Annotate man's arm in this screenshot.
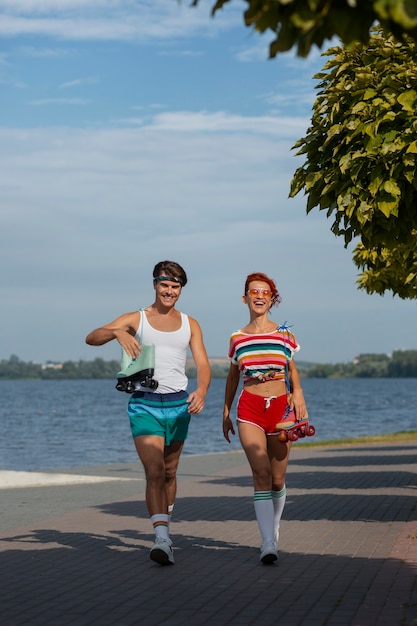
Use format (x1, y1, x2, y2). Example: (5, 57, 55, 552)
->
(85, 311, 141, 358)
(187, 317, 211, 414)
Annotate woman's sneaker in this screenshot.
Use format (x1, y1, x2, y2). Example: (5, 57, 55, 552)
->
(260, 541, 278, 564)
(150, 537, 174, 565)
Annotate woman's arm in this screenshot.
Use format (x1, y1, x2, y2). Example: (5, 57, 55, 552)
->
(288, 359, 307, 419)
(222, 362, 240, 442)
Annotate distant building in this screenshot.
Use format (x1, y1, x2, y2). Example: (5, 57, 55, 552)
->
(41, 361, 63, 370)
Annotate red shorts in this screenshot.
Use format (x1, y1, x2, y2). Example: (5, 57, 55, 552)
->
(237, 389, 289, 435)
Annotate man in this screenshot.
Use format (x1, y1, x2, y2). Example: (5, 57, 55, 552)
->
(85, 261, 211, 565)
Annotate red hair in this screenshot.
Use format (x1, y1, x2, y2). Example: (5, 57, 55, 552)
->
(244, 272, 281, 307)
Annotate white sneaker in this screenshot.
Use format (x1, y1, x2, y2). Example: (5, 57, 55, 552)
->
(274, 529, 280, 547)
(150, 537, 174, 565)
(260, 541, 278, 564)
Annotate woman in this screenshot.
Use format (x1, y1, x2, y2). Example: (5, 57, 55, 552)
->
(222, 272, 307, 564)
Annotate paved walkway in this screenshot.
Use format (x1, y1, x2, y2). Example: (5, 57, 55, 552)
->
(0, 443, 416, 626)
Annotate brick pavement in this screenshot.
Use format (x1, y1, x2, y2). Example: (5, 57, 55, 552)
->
(0, 443, 416, 626)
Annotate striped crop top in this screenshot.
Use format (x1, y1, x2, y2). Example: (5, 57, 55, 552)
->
(228, 324, 300, 384)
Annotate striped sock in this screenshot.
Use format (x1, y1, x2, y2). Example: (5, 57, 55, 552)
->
(253, 491, 274, 546)
(272, 485, 286, 544)
(151, 514, 170, 541)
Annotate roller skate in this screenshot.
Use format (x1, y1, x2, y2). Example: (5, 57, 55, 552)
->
(115, 348, 158, 393)
(275, 403, 315, 443)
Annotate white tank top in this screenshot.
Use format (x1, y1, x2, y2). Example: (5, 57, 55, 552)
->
(135, 310, 191, 393)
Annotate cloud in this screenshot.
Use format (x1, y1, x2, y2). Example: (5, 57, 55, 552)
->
(1, 5, 416, 365)
(0, 109, 317, 357)
(157, 49, 204, 58)
(17, 45, 75, 57)
(0, 0, 239, 41)
(261, 89, 316, 115)
(59, 76, 98, 88)
(233, 37, 274, 63)
(0, 110, 305, 224)
(1, 109, 416, 364)
(142, 110, 310, 138)
(28, 97, 91, 105)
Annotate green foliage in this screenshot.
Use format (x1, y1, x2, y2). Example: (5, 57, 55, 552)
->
(290, 29, 417, 298)
(303, 363, 339, 378)
(2, 353, 417, 379)
(306, 351, 417, 378)
(193, 0, 417, 58)
(186, 361, 230, 378)
(353, 236, 417, 297)
(0, 355, 37, 379)
(0, 356, 226, 380)
(388, 349, 417, 376)
(0, 356, 121, 380)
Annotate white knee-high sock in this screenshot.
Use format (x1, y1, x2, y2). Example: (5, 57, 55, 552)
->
(151, 514, 170, 541)
(272, 485, 286, 544)
(167, 504, 174, 531)
(253, 491, 274, 546)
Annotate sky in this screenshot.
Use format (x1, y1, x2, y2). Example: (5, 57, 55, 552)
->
(1, 0, 416, 366)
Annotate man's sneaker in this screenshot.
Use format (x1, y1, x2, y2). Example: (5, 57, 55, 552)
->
(150, 538, 174, 565)
(260, 541, 278, 564)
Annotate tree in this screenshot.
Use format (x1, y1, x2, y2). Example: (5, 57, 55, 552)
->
(289, 30, 417, 298)
(196, 0, 417, 58)
(353, 237, 417, 297)
(388, 349, 417, 376)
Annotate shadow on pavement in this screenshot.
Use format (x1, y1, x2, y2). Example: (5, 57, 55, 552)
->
(0, 527, 415, 626)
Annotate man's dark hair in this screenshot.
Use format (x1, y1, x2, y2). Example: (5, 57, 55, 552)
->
(153, 261, 188, 287)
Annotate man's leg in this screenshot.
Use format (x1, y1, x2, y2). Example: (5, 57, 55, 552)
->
(164, 439, 184, 514)
(134, 435, 175, 565)
(134, 434, 167, 514)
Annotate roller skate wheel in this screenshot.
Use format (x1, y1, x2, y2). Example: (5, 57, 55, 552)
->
(277, 430, 288, 442)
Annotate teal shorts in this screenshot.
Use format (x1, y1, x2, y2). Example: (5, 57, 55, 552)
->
(127, 390, 191, 445)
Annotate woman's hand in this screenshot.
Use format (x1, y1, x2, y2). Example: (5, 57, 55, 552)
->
(291, 388, 308, 420)
(223, 415, 235, 443)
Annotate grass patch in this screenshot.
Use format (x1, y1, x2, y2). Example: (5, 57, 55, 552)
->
(296, 430, 417, 447)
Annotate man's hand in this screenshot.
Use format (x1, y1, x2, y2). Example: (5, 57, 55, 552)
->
(187, 389, 206, 414)
(114, 329, 141, 358)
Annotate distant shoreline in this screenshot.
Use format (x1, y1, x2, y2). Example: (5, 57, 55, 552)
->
(1, 354, 417, 379)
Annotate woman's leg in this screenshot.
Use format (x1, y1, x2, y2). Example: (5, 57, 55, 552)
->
(238, 422, 276, 558)
(268, 436, 291, 546)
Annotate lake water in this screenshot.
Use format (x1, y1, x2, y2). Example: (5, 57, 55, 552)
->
(0, 378, 416, 471)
